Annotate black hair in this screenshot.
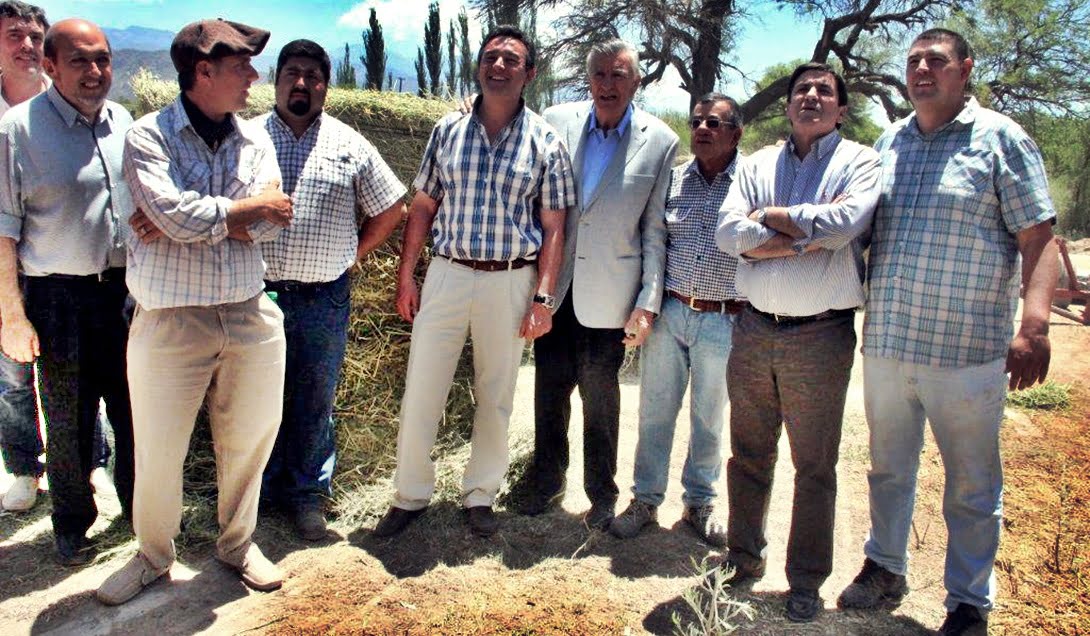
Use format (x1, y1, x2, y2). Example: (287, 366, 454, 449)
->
(787, 62, 848, 107)
(477, 24, 535, 71)
(276, 39, 331, 84)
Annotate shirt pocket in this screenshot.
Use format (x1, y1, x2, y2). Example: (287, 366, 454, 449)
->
(665, 206, 693, 224)
(180, 161, 211, 192)
(939, 149, 993, 195)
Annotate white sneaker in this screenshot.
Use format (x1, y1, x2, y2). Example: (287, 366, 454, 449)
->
(90, 467, 115, 494)
(2, 475, 40, 511)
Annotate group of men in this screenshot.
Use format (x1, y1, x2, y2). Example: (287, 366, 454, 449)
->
(0, 2, 1057, 632)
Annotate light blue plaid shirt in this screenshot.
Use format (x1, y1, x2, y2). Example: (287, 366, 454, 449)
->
(413, 102, 577, 261)
(864, 98, 1056, 367)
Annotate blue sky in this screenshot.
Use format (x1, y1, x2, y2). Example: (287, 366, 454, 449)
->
(41, 0, 824, 112)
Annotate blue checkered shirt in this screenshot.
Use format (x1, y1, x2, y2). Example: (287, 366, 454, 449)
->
(257, 111, 407, 283)
(717, 130, 880, 315)
(413, 104, 577, 260)
(864, 99, 1056, 367)
(665, 158, 744, 301)
(124, 96, 283, 310)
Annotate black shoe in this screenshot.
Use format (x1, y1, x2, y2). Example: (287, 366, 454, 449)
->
(583, 501, 615, 530)
(786, 587, 823, 623)
(464, 506, 500, 537)
(939, 603, 988, 636)
(513, 482, 565, 516)
(293, 508, 328, 541)
(706, 555, 764, 589)
(56, 534, 95, 567)
(837, 557, 909, 609)
(373, 506, 426, 538)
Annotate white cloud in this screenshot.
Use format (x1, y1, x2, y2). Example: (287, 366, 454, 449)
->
(338, 1, 480, 46)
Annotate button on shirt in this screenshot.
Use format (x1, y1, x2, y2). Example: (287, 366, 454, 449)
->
(580, 104, 632, 208)
(0, 86, 131, 276)
(864, 98, 1056, 368)
(124, 96, 283, 310)
(257, 111, 407, 283)
(665, 158, 744, 301)
(716, 130, 880, 316)
(414, 104, 577, 261)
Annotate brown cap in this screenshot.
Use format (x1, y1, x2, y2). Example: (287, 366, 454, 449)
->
(170, 19, 270, 74)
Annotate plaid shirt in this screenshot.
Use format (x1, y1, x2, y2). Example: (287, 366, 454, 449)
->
(257, 111, 407, 283)
(664, 158, 744, 301)
(413, 104, 577, 260)
(123, 96, 283, 310)
(717, 130, 880, 315)
(864, 99, 1056, 367)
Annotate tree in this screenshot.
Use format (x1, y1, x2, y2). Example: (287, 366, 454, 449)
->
(361, 7, 387, 91)
(458, 7, 474, 95)
(425, 1, 443, 97)
(335, 43, 357, 89)
(447, 19, 458, 97)
(473, 0, 520, 25)
(387, 72, 395, 92)
(415, 48, 428, 97)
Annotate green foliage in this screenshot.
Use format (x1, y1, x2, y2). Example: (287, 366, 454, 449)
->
(447, 19, 458, 97)
(361, 7, 387, 91)
(458, 8, 474, 96)
(1017, 113, 1090, 237)
(658, 110, 692, 156)
(1007, 381, 1073, 411)
(424, 1, 443, 97)
(671, 557, 756, 635)
(335, 43, 357, 89)
(415, 48, 427, 98)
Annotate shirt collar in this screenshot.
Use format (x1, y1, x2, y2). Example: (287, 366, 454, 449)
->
(270, 108, 323, 138)
(178, 92, 237, 150)
(469, 94, 527, 136)
(588, 102, 634, 136)
(786, 128, 841, 160)
(46, 84, 114, 129)
(908, 96, 980, 136)
(684, 152, 740, 182)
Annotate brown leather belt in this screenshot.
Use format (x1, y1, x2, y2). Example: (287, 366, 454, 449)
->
(667, 290, 749, 314)
(750, 306, 856, 326)
(445, 256, 535, 272)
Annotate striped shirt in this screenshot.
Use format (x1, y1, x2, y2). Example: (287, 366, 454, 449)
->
(864, 98, 1056, 367)
(716, 130, 880, 316)
(665, 157, 744, 301)
(123, 96, 283, 310)
(413, 103, 577, 261)
(257, 111, 407, 283)
(0, 86, 131, 276)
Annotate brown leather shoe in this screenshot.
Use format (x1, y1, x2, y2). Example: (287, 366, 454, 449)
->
(464, 506, 499, 537)
(373, 506, 426, 538)
(96, 552, 170, 605)
(219, 543, 283, 592)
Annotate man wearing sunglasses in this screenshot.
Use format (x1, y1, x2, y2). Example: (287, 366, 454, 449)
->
(609, 93, 746, 546)
(715, 62, 880, 622)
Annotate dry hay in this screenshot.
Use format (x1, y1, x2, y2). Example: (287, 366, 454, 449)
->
(130, 72, 480, 540)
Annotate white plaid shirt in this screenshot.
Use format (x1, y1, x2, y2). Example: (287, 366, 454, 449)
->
(413, 104, 577, 260)
(717, 130, 880, 315)
(864, 99, 1056, 367)
(664, 158, 744, 301)
(257, 111, 407, 283)
(123, 96, 283, 310)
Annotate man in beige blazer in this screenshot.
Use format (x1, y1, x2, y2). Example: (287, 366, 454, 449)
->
(518, 38, 679, 529)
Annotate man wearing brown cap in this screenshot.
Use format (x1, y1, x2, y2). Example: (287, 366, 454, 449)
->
(97, 18, 292, 606)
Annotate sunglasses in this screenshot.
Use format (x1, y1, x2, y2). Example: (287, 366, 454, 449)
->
(690, 117, 736, 130)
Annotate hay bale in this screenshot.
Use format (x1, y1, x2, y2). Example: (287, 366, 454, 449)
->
(132, 72, 479, 531)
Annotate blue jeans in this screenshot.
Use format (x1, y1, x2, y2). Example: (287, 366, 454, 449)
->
(632, 296, 735, 508)
(862, 355, 1006, 614)
(0, 352, 43, 477)
(261, 273, 349, 511)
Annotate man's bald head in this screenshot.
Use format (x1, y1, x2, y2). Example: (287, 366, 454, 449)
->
(43, 18, 108, 60)
(41, 18, 112, 119)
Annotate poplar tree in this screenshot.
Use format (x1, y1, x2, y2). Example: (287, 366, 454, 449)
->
(361, 7, 387, 91)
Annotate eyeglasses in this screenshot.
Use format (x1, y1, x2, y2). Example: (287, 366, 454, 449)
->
(690, 117, 736, 130)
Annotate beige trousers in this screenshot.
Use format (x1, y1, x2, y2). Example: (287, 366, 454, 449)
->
(394, 257, 535, 510)
(127, 293, 285, 570)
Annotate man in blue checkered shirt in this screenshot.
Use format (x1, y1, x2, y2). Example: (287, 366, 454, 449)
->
(255, 40, 406, 542)
(608, 92, 747, 547)
(373, 25, 576, 539)
(838, 29, 1059, 636)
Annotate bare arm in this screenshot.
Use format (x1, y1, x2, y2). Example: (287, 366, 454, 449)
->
(356, 200, 406, 262)
(0, 238, 36, 362)
(1006, 222, 1059, 390)
(395, 191, 441, 322)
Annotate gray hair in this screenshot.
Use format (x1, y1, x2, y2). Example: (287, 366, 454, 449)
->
(585, 39, 640, 80)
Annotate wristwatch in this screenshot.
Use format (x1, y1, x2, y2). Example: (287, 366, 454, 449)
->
(533, 293, 557, 310)
(754, 207, 768, 225)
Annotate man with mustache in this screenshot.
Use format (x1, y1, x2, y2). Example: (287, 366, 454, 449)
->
(715, 62, 880, 622)
(255, 40, 406, 540)
(97, 18, 292, 605)
(0, 17, 135, 565)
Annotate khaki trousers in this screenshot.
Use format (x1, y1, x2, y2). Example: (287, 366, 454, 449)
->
(394, 257, 535, 510)
(127, 293, 285, 569)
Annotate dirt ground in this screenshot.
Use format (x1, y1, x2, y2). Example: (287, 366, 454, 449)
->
(2, 306, 1088, 635)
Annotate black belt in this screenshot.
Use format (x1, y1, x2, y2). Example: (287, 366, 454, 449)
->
(40, 267, 125, 283)
(265, 279, 328, 292)
(750, 306, 855, 326)
(667, 290, 748, 314)
(445, 256, 535, 272)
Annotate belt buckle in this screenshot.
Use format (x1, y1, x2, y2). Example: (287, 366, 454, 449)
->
(688, 296, 699, 311)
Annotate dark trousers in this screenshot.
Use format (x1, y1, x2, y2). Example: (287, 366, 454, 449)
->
(726, 308, 856, 590)
(261, 273, 349, 512)
(532, 294, 626, 506)
(25, 272, 134, 539)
